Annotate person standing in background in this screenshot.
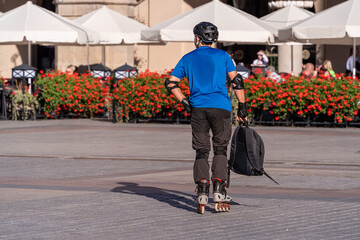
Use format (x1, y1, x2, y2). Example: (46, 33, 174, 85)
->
(346, 47, 360, 77)
(252, 50, 268, 67)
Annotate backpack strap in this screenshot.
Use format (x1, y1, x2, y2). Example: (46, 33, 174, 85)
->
(227, 167, 231, 188)
(263, 170, 280, 185)
(227, 77, 234, 188)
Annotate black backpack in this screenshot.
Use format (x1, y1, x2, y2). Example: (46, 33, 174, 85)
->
(227, 124, 279, 186)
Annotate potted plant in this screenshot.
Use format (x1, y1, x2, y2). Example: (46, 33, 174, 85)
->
(10, 81, 38, 120)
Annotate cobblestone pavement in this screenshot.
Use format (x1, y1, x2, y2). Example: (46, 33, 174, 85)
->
(0, 119, 359, 240)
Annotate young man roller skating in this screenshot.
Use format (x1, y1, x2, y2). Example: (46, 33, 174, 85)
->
(165, 22, 247, 214)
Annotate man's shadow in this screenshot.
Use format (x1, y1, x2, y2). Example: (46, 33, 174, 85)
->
(111, 182, 239, 213)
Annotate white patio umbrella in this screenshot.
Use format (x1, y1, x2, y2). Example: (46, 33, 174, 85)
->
(261, 5, 314, 37)
(141, 0, 275, 44)
(75, 6, 148, 44)
(0, 1, 99, 65)
(278, 0, 360, 77)
(75, 6, 149, 65)
(261, 5, 314, 73)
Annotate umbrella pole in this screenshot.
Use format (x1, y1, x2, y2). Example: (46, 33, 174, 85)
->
(291, 45, 294, 72)
(28, 41, 31, 66)
(87, 42, 90, 72)
(102, 45, 106, 66)
(353, 38, 356, 79)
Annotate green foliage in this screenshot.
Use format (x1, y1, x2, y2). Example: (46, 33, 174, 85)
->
(32, 70, 360, 124)
(243, 74, 360, 123)
(111, 70, 190, 121)
(11, 89, 39, 120)
(36, 71, 110, 118)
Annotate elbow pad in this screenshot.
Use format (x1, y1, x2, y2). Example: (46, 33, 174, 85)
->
(165, 78, 180, 94)
(231, 74, 244, 90)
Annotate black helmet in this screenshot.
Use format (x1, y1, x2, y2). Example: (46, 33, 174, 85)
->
(193, 22, 218, 44)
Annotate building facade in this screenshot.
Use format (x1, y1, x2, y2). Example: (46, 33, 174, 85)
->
(0, 0, 348, 78)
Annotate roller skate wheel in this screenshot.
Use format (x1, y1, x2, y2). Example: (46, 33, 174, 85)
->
(224, 203, 230, 212)
(215, 203, 230, 212)
(215, 203, 220, 212)
(197, 204, 205, 214)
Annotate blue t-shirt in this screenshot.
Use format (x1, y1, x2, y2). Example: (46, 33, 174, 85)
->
(171, 46, 235, 112)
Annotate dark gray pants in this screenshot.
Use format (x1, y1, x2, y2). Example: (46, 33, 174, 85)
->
(191, 108, 232, 183)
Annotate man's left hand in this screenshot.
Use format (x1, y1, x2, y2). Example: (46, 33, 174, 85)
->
(237, 102, 248, 123)
(181, 98, 191, 113)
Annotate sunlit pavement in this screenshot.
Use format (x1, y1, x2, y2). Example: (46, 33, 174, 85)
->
(0, 119, 359, 239)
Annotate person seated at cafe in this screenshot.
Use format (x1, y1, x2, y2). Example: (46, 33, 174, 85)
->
(266, 66, 282, 83)
(301, 63, 316, 79)
(226, 49, 236, 67)
(251, 50, 268, 67)
(66, 64, 78, 75)
(322, 60, 336, 78)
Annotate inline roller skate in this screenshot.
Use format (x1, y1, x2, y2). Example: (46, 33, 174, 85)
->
(195, 179, 209, 214)
(213, 178, 231, 212)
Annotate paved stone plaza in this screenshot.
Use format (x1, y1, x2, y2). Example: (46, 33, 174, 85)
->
(0, 119, 359, 239)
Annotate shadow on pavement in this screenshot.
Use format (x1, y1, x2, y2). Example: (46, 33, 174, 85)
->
(111, 182, 240, 213)
(111, 182, 196, 213)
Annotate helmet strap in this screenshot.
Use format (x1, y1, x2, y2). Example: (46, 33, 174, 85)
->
(194, 36, 201, 48)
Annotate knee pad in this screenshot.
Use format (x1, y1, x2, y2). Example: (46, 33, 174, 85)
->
(214, 147, 227, 157)
(196, 149, 209, 160)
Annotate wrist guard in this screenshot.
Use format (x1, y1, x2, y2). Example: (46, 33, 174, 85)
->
(181, 98, 191, 113)
(231, 74, 244, 90)
(237, 102, 247, 118)
(165, 78, 180, 94)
